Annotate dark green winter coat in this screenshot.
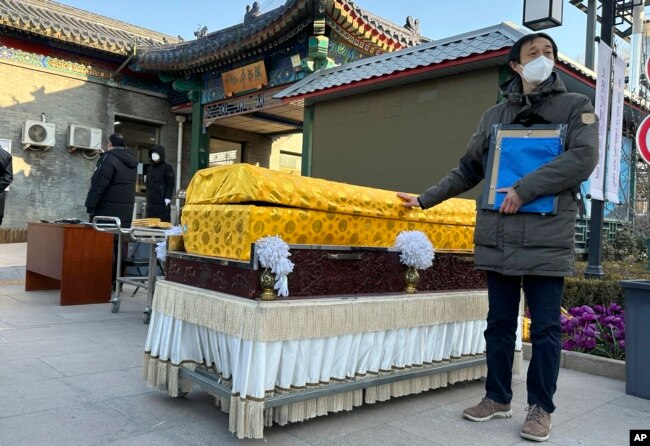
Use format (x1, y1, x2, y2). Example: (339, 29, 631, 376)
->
(418, 73, 598, 277)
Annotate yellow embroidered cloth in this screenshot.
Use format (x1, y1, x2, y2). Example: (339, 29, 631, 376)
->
(182, 164, 476, 260)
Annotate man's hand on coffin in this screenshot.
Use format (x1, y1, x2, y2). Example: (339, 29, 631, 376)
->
(396, 193, 420, 208)
(495, 187, 523, 214)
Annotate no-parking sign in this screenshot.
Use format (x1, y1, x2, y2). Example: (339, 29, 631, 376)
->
(636, 115, 650, 164)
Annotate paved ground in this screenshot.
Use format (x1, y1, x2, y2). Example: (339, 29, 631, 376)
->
(0, 242, 649, 445)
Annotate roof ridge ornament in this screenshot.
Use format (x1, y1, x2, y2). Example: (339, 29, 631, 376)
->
(404, 16, 420, 36)
(245, 2, 262, 24)
(194, 25, 208, 39)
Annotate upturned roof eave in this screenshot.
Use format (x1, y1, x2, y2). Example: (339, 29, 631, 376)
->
(131, 0, 424, 73)
(0, 0, 177, 56)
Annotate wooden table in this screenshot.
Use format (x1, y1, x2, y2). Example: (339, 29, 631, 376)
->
(25, 222, 114, 305)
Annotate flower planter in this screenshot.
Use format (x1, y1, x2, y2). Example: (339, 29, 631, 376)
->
(521, 342, 625, 381)
(619, 280, 650, 399)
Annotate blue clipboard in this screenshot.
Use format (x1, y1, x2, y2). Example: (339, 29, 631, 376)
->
(481, 124, 567, 214)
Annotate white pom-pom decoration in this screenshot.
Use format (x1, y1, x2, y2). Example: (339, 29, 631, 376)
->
(256, 235, 294, 297)
(394, 230, 435, 270)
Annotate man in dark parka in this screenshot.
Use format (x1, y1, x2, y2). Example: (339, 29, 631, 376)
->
(0, 145, 13, 227)
(85, 133, 138, 227)
(145, 144, 175, 223)
(397, 33, 598, 442)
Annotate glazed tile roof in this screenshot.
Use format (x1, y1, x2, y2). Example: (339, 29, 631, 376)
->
(275, 21, 648, 108)
(134, 0, 309, 72)
(0, 0, 177, 55)
(132, 0, 424, 73)
(275, 22, 523, 100)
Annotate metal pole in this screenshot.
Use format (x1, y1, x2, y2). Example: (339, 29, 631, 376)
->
(584, 0, 597, 70)
(629, 4, 645, 94)
(585, 0, 614, 278)
(175, 115, 186, 224)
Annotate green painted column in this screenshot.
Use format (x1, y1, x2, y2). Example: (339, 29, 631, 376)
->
(301, 105, 314, 177)
(189, 91, 208, 176)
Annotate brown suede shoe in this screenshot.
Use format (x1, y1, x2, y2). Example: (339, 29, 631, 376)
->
(520, 404, 552, 442)
(463, 397, 513, 422)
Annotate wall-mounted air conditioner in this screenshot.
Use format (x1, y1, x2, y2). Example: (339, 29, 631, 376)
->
(22, 120, 56, 150)
(68, 124, 103, 151)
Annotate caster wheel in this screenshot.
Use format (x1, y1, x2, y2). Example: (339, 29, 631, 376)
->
(143, 311, 151, 324)
(111, 299, 120, 313)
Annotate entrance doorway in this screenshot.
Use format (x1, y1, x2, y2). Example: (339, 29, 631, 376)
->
(209, 138, 242, 166)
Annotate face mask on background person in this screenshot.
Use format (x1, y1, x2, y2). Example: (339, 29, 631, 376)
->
(520, 56, 554, 85)
(151, 152, 161, 162)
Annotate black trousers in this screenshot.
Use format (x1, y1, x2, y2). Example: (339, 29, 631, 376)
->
(484, 271, 564, 413)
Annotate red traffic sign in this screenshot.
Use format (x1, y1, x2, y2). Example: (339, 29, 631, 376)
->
(637, 115, 650, 165)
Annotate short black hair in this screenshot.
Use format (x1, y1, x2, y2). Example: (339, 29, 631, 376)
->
(109, 133, 126, 148)
(508, 32, 558, 65)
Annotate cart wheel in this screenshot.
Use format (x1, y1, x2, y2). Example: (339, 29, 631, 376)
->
(143, 310, 151, 324)
(176, 391, 188, 398)
(111, 299, 120, 313)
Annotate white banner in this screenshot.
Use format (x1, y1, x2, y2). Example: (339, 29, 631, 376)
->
(589, 41, 612, 201)
(605, 55, 625, 204)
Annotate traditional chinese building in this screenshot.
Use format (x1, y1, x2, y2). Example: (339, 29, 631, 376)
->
(273, 21, 648, 251)
(0, 0, 182, 239)
(130, 0, 425, 177)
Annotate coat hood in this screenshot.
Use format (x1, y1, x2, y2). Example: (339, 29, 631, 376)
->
(108, 147, 138, 168)
(150, 144, 166, 162)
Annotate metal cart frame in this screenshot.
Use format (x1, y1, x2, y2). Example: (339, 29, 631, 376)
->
(92, 216, 167, 324)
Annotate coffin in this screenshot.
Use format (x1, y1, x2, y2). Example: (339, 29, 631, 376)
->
(180, 164, 476, 262)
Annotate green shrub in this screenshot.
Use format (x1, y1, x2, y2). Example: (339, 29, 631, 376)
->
(601, 220, 650, 262)
(562, 277, 623, 310)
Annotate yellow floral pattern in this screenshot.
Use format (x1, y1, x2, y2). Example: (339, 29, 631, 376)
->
(182, 164, 477, 261)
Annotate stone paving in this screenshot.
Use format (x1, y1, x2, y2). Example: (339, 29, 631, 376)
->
(0, 242, 648, 445)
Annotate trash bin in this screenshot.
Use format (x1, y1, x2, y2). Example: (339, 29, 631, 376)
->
(619, 280, 650, 399)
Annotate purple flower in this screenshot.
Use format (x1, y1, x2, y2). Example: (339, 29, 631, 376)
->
(581, 312, 598, 322)
(582, 338, 596, 350)
(560, 304, 626, 359)
(562, 340, 576, 350)
(609, 303, 622, 312)
(581, 305, 595, 314)
(583, 326, 597, 338)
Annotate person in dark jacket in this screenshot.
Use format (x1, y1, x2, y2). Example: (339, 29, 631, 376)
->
(0, 145, 13, 227)
(85, 133, 138, 227)
(145, 144, 175, 222)
(397, 33, 598, 442)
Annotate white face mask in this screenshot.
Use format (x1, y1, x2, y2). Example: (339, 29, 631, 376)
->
(520, 56, 554, 85)
(151, 152, 161, 162)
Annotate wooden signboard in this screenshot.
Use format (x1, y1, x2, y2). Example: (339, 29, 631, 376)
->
(221, 61, 268, 97)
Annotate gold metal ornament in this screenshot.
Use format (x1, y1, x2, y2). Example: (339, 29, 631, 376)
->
(404, 266, 420, 293)
(259, 268, 277, 300)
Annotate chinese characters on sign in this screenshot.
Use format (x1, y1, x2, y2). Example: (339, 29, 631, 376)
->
(209, 150, 239, 166)
(221, 61, 268, 97)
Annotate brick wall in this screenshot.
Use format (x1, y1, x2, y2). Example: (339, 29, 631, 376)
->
(0, 61, 180, 229)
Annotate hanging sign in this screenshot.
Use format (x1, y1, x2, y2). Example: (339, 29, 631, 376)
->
(221, 61, 268, 97)
(589, 40, 613, 201)
(605, 55, 625, 204)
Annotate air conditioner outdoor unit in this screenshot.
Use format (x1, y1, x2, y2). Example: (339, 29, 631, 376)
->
(68, 124, 103, 151)
(22, 120, 56, 150)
